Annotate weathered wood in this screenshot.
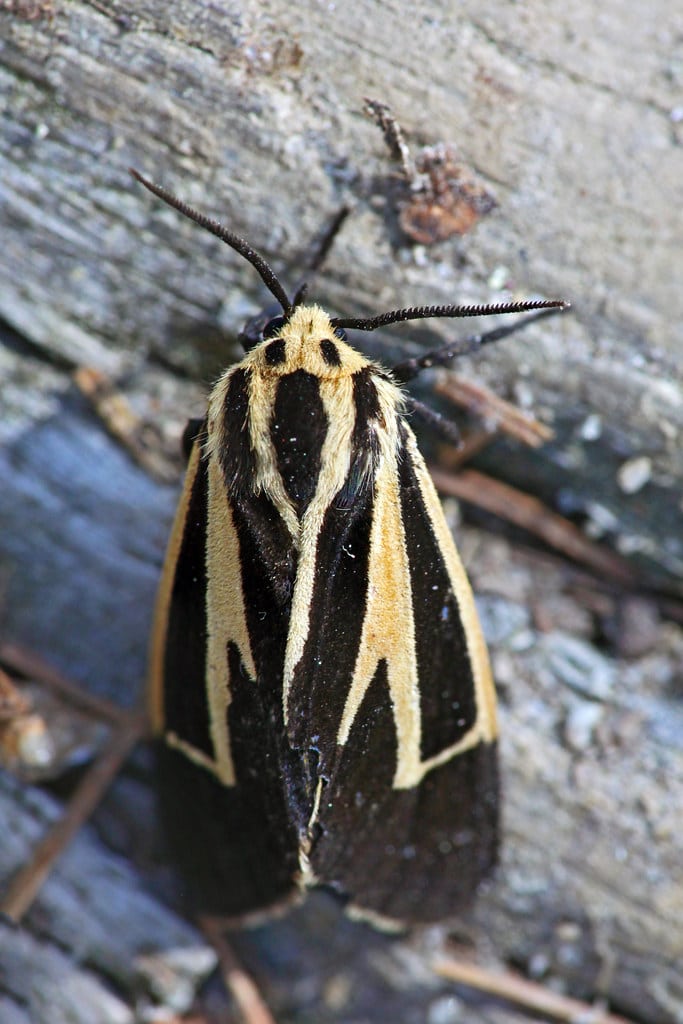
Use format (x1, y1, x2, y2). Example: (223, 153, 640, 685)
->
(0, 770, 217, 1023)
(1, 3, 682, 1022)
(2, 1, 682, 576)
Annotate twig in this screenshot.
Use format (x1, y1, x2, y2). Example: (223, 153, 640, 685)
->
(440, 429, 498, 469)
(364, 97, 418, 184)
(433, 952, 636, 1024)
(73, 365, 177, 482)
(0, 642, 131, 726)
(435, 373, 554, 448)
(1, 709, 146, 922)
(363, 97, 497, 242)
(200, 916, 277, 1024)
(430, 467, 637, 588)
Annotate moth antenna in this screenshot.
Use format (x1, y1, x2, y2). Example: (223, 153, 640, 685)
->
(331, 298, 569, 332)
(290, 205, 351, 310)
(130, 168, 292, 315)
(391, 306, 567, 384)
(303, 205, 351, 278)
(291, 281, 309, 307)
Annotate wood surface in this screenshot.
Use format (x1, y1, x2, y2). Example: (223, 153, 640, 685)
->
(1, 2, 681, 1022)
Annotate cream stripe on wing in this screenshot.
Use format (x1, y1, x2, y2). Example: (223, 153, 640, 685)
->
(337, 449, 424, 788)
(281, 375, 357, 720)
(204, 454, 258, 786)
(338, 427, 497, 790)
(248, 371, 299, 542)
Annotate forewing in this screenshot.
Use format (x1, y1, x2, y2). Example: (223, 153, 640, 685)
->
(297, 423, 499, 923)
(149, 430, 304, 917)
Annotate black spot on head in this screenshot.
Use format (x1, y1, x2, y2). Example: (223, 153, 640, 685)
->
(319, 338, 341, 367)
(265, 338, 286, 365)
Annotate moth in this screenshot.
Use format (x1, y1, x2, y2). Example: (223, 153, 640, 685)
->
(134, 169, 566, 926)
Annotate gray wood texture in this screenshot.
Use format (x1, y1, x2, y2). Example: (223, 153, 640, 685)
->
(1, 2, 681, 1022)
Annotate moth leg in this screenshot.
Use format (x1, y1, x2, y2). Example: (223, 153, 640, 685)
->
(404, 396, 462, 447)
(391, 306, 565, 384)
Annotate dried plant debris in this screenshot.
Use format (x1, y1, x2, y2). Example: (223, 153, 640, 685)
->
(435, 373, 554, 448)
(0, 667, 55, 776)
(0, 0, 54, 19)
(365, 98, 497, 244)
(0, 660, 108, 782)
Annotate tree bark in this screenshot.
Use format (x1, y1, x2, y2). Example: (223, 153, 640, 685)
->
(1, 3, 681, 1022)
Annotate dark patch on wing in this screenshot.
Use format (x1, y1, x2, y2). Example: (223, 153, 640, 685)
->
(181, 417, 206, 461)
(229, 489, 297, 628)
(158, 473, 311, 915)
(309, 663, 499, 923)
(162, 446, 212, 758)
(334, 368, 384, 509)
(155, 641, 301, 916)
(218, 368, 256, 495)
(285, 482, 375, 765)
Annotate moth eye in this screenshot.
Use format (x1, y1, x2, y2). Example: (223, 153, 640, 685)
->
(265, 337, 286, 365)
(263, 315, 285, 339)
(333, 326, 347, 341)
(319, 338, 342, 366)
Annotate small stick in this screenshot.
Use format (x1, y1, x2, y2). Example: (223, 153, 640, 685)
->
(435, 374, 554, 448)
(433, 953, 636, 1024)
(430, 467, 637, 588)
(200, 916, 277, 1024)
(1, 710, 146, 922)
(364, 97, 419, 185)
(73, 367, 177, 483)
(439, 429, 498, 469)
(0, 643, 131, 726)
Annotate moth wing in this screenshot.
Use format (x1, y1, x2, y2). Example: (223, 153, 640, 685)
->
(287, 423, 499, 924)
(149, 434, 303, 917)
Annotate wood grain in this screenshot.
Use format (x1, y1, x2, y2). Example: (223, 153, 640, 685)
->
(1, 3, 681, 1022)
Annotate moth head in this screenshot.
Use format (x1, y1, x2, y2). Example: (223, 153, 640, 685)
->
(244, 305, 367, 379)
